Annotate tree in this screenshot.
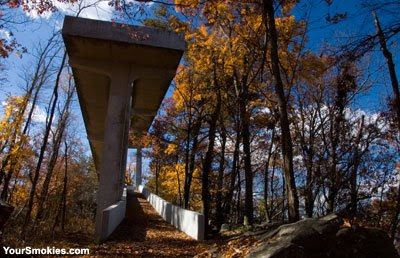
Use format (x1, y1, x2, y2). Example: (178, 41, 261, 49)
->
(34, 73, 75, 226)
(0, 96, 32, 197)
(22, 50, 66, 237)
(262, 0, 300, 222)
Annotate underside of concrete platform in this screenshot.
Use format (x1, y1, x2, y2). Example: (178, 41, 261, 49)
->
(62, 16, 185, 169)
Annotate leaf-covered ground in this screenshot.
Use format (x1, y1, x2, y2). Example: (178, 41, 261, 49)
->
(91, 192, 218, 257)
(3, 192, 228, 257)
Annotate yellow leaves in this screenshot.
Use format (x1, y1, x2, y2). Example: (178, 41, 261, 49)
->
(275, 15, 297, 36)
(172, 65, 198, 111)
(157, 163, 201, 210)
(0, 96, 29, 149)
(0, 95, 33, 205)
(158, 163, 183, 204)
(165, 143, 178, 155)
(11, 184, 29, 206)
(202, 1, 233, 24)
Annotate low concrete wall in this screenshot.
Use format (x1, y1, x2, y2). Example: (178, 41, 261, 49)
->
(99, 188, 127, 242)
(138, 185, 150, 198)
(127, 185, 135, 192)
(138, 185, 204, 240)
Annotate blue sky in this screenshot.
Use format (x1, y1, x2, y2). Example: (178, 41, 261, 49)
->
(0, 1, 156, 179)
(294, 0, 400, 111)
(4, 0, 398, 110)
(1, 0, 399, 179)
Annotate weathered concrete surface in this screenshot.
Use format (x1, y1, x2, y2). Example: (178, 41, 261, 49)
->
(101, 200, 127, 242)
(62, 16, 185, 169)
(62, 16, 184, 243)
(138, 185, 205, 241)
(99, 187, 128, 243)
(94, 64, 133, 243)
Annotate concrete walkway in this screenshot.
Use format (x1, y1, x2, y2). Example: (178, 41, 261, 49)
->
(92, 192, 210, 257)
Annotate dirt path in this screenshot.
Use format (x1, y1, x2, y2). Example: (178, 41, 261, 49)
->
(91, 192, 213, 257)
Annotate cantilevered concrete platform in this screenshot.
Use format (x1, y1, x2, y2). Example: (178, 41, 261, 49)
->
(62, 16, 184, 242)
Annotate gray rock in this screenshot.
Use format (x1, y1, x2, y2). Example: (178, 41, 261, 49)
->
(247, 214, 400, 258)
(332, 226, 399, 258)
(248, 214, 342, 258)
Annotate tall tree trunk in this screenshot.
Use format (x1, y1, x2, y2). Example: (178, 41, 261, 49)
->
(34, 84, 73, 225)
(1, 36, 59, 198)
(373, 13, 400, 130)
(175, 155, 183, 207)
(302, 113, 316, 218)
(263, 0, 299, 222)
(216, 121, 227, 229)
(202, 82, 222, 237)
(350, 116, 364, 215)
(238, 78, 254, 225)
(264, 129, 275, 222)
(155, 160, 159, 195)
(52, 142, 69, 233)
(223, 130, 241, 218)
(304, 160, 314, 218)
(236, 168, 242, 224)
(270, 152, 277, 218)
(282, 171, 286, 222)
(183, 115, 192, 209)
(373, 12, 400, 239)
(61, 143, 68, 231)
(22, 51, 67, 237)
(304, 135, 316, 217)
(184, 119, 201, 209)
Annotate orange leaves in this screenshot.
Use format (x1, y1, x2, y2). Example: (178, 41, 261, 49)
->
(198, 25, 208, 38)
(174, 0, 201, 15)
(164, 143, 178, 155)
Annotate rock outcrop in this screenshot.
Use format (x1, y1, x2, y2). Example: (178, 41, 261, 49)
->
(248, 214, 399, 258)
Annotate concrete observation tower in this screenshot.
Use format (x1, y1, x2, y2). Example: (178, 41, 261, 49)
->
(62, 16, 185, 242)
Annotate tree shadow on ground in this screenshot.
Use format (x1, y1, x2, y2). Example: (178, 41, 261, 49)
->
(107, 192, 147, 242)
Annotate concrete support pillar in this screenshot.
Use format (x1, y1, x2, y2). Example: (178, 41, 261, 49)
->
(136, 147, 142, 187)
(95, 64, 134, 243)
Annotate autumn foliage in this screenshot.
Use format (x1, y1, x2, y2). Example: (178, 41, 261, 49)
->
(0, 0, 399, 255)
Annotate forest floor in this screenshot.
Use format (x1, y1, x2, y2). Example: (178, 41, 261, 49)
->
(2, 192, 230, 257)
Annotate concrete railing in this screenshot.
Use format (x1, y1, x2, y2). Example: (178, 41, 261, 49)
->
(99, 188, 127, 242)
(138, 185, 204, 240)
